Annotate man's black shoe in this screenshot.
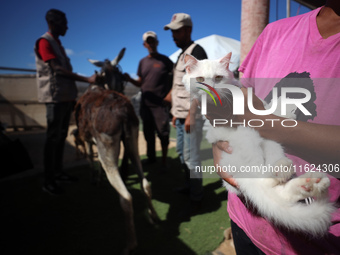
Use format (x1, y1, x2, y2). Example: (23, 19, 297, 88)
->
(42, 183, 64, 195)
(55, 172, 79, 183)
(142, 158, 157, 165)
(173, 186, 190, 195)
(178, 200, 202, 221)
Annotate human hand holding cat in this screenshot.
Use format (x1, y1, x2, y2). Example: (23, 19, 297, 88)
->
(209, 87, 266, 189)
(212, 141, 238, 188)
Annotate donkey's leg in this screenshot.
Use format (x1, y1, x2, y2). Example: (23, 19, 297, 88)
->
(125, 126, 159, 223)
(84, 141, 102, 184)
(85, 141, 94, 166)
(95, 133, 137, 253)
(85, 141, 97, 184)
(119, 143, 130, 183)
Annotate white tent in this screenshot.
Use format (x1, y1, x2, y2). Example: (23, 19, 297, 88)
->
(169, 34, 241, 72)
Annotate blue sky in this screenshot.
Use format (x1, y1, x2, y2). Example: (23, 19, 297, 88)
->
(0, 0, 312, 77)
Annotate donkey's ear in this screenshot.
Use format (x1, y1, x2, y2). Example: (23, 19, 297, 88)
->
(111, 47, 126, 66)
(88, 59, 105, 67)
(219, 52, 232, 70)
(184, 54, 198, 73)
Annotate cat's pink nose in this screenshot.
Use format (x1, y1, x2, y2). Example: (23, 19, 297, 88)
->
(301, 185, 311, 192)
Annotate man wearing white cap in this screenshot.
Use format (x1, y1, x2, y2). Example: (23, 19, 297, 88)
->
(164, 13, 208, 219)
(124, 31, 173, 168)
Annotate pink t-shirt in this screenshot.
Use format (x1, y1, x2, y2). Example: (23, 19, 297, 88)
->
(233, 7, 340, 254)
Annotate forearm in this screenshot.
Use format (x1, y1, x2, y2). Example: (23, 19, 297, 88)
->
(129, 78, 142, 87)
(255, 116, 340, 164)
(125, 75, 142, 87)
(210, 86, 340, 187)
(237, 87, 340, 164)
(213, 116, 340, 186)
(49, 59, 92, 83)
(57, 68, 90, 82)
(164, 89, 172, 103)
(184, 98, 199, 133)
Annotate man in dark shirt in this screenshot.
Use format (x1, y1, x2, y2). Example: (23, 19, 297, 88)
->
(124, 31, 173, 168)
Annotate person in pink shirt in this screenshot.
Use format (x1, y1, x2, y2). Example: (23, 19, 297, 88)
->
(212, 1, 340, 254)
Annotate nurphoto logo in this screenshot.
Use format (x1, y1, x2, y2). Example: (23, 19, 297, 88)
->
(196, 82, 312, 128)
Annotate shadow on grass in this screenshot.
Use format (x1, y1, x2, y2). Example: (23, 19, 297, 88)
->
(0, 148, 228, 255)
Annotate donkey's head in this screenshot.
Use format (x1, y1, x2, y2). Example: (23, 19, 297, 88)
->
(88, 48, 126, 93)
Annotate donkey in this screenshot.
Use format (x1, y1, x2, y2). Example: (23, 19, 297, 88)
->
(74, 49, 159, 254)
(75, 86, 159, 254)
(87, 47, 129, 181)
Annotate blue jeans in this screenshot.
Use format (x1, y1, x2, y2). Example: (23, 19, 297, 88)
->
(175, 118, 204, 201)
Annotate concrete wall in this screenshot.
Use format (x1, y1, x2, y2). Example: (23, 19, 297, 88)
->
(0, 74, 139, 130)
(0, 74, 43, 130)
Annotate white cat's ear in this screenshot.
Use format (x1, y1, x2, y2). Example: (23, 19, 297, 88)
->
(219, 52, 232, 70)
(184, 54, 198, 73)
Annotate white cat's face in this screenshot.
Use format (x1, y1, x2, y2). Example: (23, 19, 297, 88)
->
(182, 53, 239, 100)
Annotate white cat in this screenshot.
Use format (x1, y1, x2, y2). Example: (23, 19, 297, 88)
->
(182, 52, 335, 237)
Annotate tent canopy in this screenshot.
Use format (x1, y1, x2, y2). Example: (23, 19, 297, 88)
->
(169, 34, 241, 72)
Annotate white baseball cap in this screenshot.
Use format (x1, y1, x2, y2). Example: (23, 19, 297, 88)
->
(142, 31, 157, 42)
(164, 13, 192, 30)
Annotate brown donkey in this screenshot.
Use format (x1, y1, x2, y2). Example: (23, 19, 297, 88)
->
(74, 85, 159, 254)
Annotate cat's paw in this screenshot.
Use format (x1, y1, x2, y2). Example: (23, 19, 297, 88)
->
(272, 157, 294, 182)
(298, 172, 330, 199)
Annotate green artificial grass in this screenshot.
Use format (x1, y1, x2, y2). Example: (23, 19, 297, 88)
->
(0, 126, 230, 255)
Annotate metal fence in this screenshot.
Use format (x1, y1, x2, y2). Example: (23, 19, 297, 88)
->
(0, 67, 140, 131)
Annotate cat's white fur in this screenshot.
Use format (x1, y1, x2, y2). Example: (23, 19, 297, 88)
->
(182, 53, 335, 237)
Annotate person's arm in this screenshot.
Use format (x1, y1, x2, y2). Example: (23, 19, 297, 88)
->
(49, 58, 96, 83)
(210, 88, 340, 186)
(238, 88, 340, 164)
(38, 38, 96, 83)
(124, 59, 144, 88)
(163, 88, 175, 127)
(163, 88, 172, 104)
(163, 58, 174, 105)
(184, 98, 200, 133)
(258, 117, 340, 164)
(123, 73, 142, 88)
